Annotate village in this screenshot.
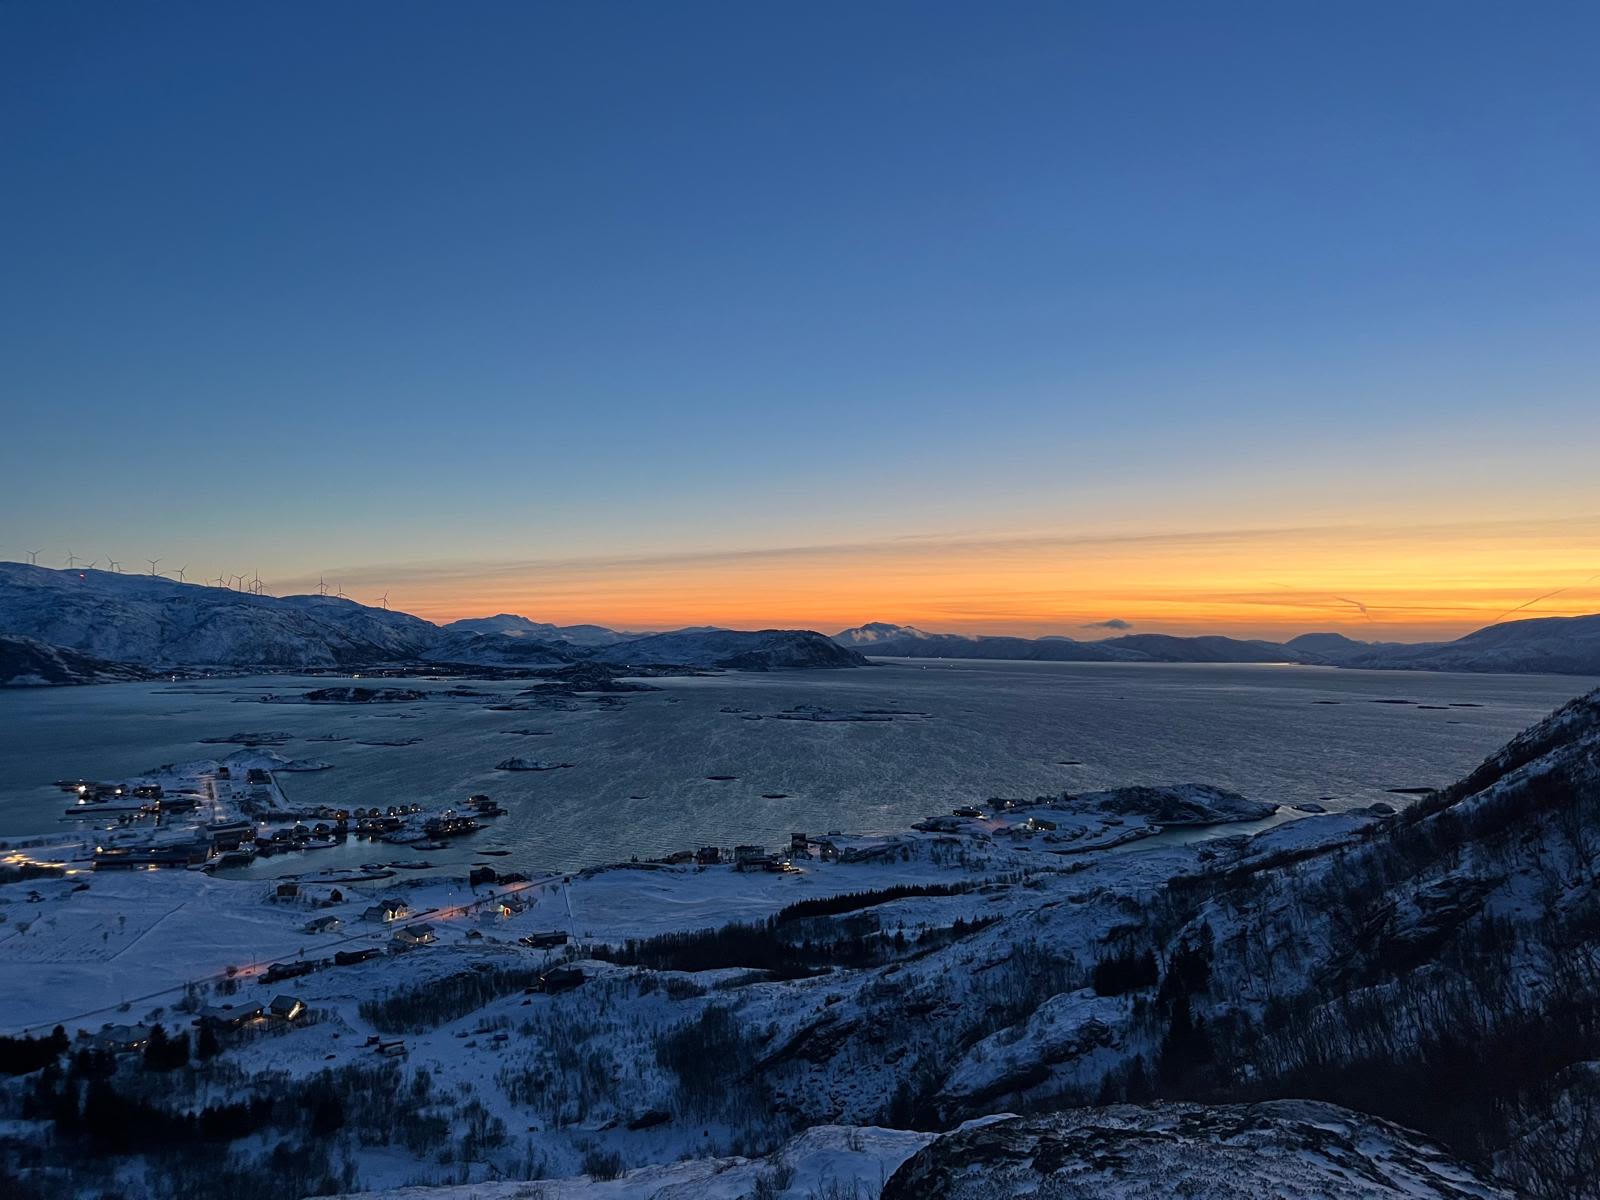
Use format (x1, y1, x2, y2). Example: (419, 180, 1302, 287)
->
(0, 749, 1348, 1196)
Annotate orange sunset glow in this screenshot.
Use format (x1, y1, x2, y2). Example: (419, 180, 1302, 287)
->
(310, 516, 1600, 642)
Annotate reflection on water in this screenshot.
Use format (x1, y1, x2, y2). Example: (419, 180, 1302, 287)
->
(1, 660, 1594, 877)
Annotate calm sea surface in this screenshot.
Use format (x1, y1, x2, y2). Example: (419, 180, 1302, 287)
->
(1, 659, 1594, 876)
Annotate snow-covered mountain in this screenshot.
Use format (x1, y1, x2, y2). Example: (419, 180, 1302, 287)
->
(834, 621, 938, 646)
(0, 563, 865, 677)
(0, 563, 438, 669)
(1339, 612, 1600, 675)
(836, 614, 1600, 673)
(440, 614, 635, 647)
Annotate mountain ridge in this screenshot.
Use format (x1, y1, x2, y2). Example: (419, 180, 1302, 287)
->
(0, 563, 863, 681)
(833, 615, 1600, 675)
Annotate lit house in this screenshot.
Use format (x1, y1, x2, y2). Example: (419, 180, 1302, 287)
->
(90, 1024, 153, 1053)
(198, 1001, 264, 1031)
(362, 898, 411, 923)
(390, 922, 436, 949)
(269, 995, 306, 1021)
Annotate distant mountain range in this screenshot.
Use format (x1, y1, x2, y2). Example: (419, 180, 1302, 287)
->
(833, 615, 1600, 676)
(0, 563, 862, 684)
(3, 561, 1596, 685)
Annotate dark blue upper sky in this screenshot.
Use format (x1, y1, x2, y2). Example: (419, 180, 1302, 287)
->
(3, 2, 1598, 631)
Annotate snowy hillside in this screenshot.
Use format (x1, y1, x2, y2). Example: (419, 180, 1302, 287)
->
(0, 634, 155, 686)
(318, 1104, 1510, 1200)
(1339, 612, 1600, 675)
(0, 563, 437, 669)
(0, 564, 865, 677)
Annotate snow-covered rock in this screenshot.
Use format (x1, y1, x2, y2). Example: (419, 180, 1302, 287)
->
(881, 1101, 1515, 1199)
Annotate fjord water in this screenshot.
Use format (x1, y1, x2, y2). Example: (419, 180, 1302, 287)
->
(1, 659, 1594, 876)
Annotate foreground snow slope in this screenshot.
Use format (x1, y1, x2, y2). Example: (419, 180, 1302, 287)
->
(319, 1103, 1512, 1200)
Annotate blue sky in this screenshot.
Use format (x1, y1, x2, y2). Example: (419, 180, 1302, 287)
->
(3, 2, 1597, 632)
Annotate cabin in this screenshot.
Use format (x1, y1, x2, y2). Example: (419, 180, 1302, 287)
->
(375, 1040, 407, 1057)
(815, 839, 840, 862)
(423, 812, 478, 838)
(661, 849, 695, 865)
(335, 947, 384, 966)
(790, 832, 810, 854)
(198, 1001, 264, 1031)
(269, 995, 306, 1022)
(91, 1024, 153, 1053)
(952, 805, 984, 819)
(518, 930, 569, 950)
(275, 881, 300, 900)
(263, 960, 317, 983)
(694, 846, 722, 865)
(133, 784, 164, 801)
(305, 915, 342, 934)
(539, 966, 585, 993)
(492, 895, 527, 917)
(390, 923, 436, 949)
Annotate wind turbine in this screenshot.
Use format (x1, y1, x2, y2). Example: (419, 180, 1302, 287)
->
(65, 551, 78, 569)
(26, 549, 41, 565)
(317, 575, 328, 597)
(146, 558, 162, 577)
(378, 591, 390, 610)
(212, 574, 226, 588)
(107, 558, 122, 573)
(84, 559, 99, 570)
(175, 565, 188, 583)
(250, 570, 262, 595)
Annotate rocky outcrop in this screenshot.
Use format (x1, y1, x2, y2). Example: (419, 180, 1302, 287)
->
(883, 1101, 1515, 1198)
